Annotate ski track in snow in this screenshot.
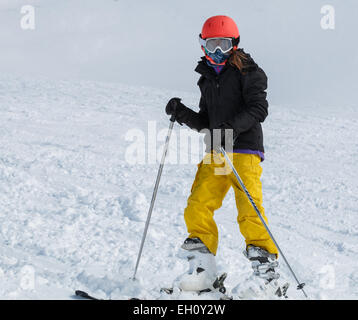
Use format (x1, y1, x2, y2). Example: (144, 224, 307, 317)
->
(0, 75, 357, 300)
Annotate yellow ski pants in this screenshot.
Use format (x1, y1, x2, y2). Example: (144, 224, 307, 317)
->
(184, 152, 278, 256)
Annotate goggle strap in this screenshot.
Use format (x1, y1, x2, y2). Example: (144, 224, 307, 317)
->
(232, 36, 240, 46)
(199, 34, 240, 44)
(199, 34, 206, 47)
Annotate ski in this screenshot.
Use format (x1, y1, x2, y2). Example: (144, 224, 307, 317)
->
(75, 272, 229, 300)
(160, 287, 233, 300)
(75, 290, 101, 300)
(236, 280, 291, 300)
(160, 272, 233, 300)
(74, 290, 141, 300)
(75, 277, 288, 301)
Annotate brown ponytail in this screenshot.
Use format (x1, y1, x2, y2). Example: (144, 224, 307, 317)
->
(228, 49, 248, 72)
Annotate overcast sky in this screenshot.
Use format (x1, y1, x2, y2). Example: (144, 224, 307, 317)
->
(0, 0, 357, 107)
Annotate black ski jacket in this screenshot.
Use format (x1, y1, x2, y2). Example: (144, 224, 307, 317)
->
(181, 49, 268, 152)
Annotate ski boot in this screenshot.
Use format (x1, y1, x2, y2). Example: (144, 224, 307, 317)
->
(161, 238, 231, 299)
(178, 238, 218, 292)
(244, 245, 280, 282)
(239, 245, 289, 299)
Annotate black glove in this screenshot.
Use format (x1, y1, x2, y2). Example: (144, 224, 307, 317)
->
(204, 122, 238, 153)
(165, 98, 189, 125)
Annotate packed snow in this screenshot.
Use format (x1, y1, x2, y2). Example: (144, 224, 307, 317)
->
(0, 75, 357, 300)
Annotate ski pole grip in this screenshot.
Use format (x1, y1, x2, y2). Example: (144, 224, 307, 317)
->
(167, 97, 180, 122)
(170, 114, 176, 122)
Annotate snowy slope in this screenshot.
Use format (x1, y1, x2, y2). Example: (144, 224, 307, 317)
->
(0, 75, 357, 300)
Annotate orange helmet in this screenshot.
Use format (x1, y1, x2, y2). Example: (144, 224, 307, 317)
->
(201, 15, 240, 40)
(199, 15, 240, 65)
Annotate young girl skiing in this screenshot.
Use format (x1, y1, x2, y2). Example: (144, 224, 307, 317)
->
(165, 15, 282, 297)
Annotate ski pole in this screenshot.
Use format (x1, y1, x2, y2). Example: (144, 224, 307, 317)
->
(132, 115, 176, 280)
(220, 146, 308, 298)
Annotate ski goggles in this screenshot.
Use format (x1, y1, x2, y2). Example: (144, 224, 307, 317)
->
(199, 37, 234, 53)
